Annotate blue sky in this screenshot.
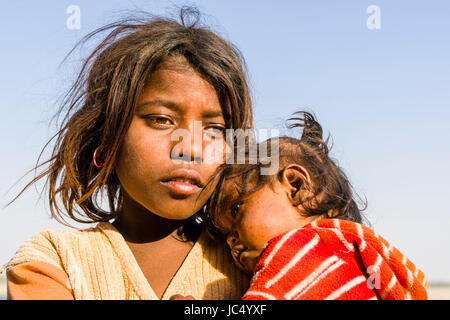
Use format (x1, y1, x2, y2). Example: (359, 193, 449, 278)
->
(1, 1, 450, 282)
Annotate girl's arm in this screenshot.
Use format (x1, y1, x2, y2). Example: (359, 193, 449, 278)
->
(6, 261, 74, 300)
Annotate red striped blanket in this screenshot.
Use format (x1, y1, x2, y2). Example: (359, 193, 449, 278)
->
(242, 219, 429, 300)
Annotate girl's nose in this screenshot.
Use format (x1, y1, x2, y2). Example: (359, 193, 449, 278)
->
(171, 121, 203, 163)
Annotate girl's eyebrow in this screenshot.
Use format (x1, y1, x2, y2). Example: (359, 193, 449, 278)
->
(136, 99, 223, 119)
(136, 99, 181, 112)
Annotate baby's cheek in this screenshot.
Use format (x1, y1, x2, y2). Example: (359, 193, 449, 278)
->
(240, 219, 274, 250)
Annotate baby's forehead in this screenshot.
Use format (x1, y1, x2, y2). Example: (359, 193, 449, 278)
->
(220, 176, 243, 203)
(220, 171, 262, 203)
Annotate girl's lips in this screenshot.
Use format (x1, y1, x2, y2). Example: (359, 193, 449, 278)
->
(162, 180, 201, 196)
(162, 168, 204, 188)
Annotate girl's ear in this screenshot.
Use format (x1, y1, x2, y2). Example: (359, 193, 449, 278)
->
(280, 164, 311, 206)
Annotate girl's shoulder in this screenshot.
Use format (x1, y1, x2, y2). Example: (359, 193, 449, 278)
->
(2, 223, 108, 274)
(1, 222, 140, 300)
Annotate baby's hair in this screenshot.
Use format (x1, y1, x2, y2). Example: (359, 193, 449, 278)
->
(6, 7, 253, 228)
(204, 110, 367, 238)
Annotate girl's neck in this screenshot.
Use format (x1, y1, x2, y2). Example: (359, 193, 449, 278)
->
(112, 192, 190, 244)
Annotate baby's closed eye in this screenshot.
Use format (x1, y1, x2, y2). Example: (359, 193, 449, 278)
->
(230, 203, 241, 217)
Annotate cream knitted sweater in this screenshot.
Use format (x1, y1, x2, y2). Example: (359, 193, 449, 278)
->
(2, 222, 249, 300)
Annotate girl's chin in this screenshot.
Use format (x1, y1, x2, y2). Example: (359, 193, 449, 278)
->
(151, 210, 195, 221)
(148, 202, 205, 221)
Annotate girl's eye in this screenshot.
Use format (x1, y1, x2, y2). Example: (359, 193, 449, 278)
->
(204, 125, 226, 137)
(145, 116, 173, 127)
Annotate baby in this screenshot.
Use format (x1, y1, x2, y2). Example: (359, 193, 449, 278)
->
(200, 111, 429, 300)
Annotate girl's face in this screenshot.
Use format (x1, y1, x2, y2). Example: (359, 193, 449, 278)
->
(115, 61, 228, 221)
(218, 172, 318, 274)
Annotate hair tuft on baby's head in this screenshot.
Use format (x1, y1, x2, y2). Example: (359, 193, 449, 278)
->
(286, 110, 330, 156)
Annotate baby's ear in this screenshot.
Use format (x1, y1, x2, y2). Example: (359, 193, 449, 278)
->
(280, 164, 311, 205)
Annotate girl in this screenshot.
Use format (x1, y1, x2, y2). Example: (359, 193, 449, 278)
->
(1, 8, 252, 300)
(202, 111, 429, 300)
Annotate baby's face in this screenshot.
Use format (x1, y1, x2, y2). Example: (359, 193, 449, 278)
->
(217, 178, 308, 274)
